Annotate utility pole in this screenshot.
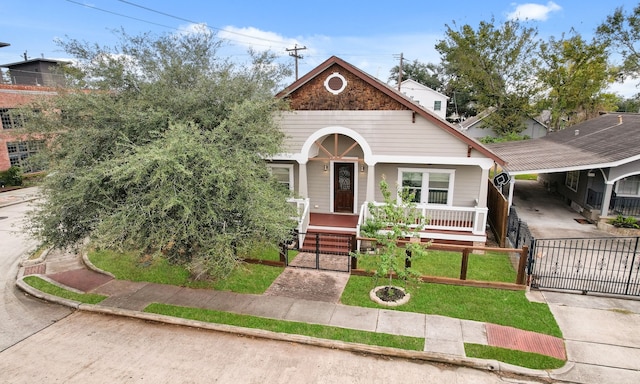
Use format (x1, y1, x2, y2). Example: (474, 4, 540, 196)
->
(397, 52, 403, 91)
(286, 44, 307, 81)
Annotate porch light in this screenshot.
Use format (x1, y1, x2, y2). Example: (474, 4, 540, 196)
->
(360, 164, 365, 172)
(323, 164, 328, 172)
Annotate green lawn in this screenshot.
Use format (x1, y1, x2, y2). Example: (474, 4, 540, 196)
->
(145, 303, 423, 351)
(89, 249, 283, 294)
(341, 275, 561, 337)
(23, 276, 106, 304)
(357, 249, 518, 283)
(465, 344, 565, 370)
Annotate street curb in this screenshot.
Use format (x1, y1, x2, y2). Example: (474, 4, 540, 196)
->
(13, 275, 560, 382)
(81, 250, 115, 278)
(13, 249, 564, 382)
(76, 303, 551, 379)
(0, 196, 39, 209)
(21, 247, 51, 267)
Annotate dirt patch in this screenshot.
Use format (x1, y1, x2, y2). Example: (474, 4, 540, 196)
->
(263, 268, 350, 303)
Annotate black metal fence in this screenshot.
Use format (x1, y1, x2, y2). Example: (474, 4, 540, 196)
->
(283, 232, 356, 272)
(586, 188, 640, 217)
(507, 207, 534, 250)
(530, 237, 640, 297)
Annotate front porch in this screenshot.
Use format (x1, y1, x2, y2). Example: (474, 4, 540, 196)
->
(289, 199, 488, 251)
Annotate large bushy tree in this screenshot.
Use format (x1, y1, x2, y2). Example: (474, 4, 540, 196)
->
(435, 18, 540, 136)
(597, 4, 640, 82)
(27, 28, 296, 279)
(536, 33, 617, 130)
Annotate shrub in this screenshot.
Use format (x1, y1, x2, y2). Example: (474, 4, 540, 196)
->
(0, 166, 23, 187)
(609, 215, 639, 229)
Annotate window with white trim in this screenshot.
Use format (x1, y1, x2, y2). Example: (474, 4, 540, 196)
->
(268, 164, 294, 192)
(616, 175, 640, 197)
(565, 171, 579, 192)
(399, 168, 454, 205)
(433, 100, 442, 111)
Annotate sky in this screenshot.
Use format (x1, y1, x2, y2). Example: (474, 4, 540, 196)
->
(1, 0, 639, 97)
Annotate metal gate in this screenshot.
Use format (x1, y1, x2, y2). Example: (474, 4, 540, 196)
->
(285, 232, 355, 273)
(529, 237, 640, 296)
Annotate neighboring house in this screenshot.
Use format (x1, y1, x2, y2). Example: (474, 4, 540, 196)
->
(0, 84, 56, 172)
(459, 107, 549, 140)
(1, 58, 68, 87)
(0, 58, 65, 172)
(271, 56, 505, 248)
(398, 79, 449, 120)
(487, 113, 640, 222)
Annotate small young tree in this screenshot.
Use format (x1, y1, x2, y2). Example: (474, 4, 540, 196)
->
(359, 177, 430, 301)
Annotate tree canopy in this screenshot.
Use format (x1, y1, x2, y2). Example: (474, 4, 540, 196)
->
(597, 4, 640, 82)
(27, 28, 296, 279)
(536, 33, 617, 130)
(435, 18, 540, 136)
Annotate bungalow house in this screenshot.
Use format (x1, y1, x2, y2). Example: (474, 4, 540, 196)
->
(459, 107, 549, 140)
(270, 56, 505, 250)
(486, 113, 640, 223)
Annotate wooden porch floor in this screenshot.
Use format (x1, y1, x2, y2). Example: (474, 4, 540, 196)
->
(309, 213, 359, 228)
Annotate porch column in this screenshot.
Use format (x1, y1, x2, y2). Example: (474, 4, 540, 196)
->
(298, 161, 308, 198)
(507, 176, 516, 212)
(600, 182, 614, 217)
(366, 163, 376, 203)
(478, 167, 489, 208)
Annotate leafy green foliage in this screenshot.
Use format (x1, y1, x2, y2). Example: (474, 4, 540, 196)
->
(0, 166, 23, 187)
(479, 132, 530, 144)
(610, 215, 639, 229)
(597, 5, 640, 82)
(536, 33, 617, 130)
(358, 178, 429, 292)
(26, 29, 296, 279)
(436, 18, 539, 136)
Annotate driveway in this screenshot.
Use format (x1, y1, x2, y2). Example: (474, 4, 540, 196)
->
(511, 179, 611, 239)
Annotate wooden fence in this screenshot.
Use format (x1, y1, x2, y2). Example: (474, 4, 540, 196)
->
(487, 179, 509, 247)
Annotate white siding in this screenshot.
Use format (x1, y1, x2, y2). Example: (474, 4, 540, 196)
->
(278, 110, 469, 158)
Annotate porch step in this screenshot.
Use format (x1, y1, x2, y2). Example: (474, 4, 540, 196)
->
(300, 232, 354, 254)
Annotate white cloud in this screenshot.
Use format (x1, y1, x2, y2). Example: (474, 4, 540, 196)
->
(507, 1, 562, 21)
(218, 25, 302, 55)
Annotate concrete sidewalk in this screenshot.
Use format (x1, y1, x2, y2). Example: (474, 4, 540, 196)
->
(15, 248, 576, 382)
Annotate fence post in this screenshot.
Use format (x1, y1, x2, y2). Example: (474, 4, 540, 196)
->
(516, 245, 528, 285)
(350, 235, 358, 270)
(460, 248, 469, 280)
(279, 242, 287, 265)
(315, 233, 320, 269)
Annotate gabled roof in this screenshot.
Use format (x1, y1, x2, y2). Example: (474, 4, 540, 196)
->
(400, 79, 449, 100)
(486, 113, 640, 174)
(276, 56, 504, 165)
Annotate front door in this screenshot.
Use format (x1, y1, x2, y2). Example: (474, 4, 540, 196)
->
(334, 162, 354, 213)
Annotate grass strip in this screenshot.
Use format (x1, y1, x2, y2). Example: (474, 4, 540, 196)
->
(465, 343, 566, 370)
(341, 276, 562, 337)
(145, 303, 423, 351)
(23, 276, 106, 304)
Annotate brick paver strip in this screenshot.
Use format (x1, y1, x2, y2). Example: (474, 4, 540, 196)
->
(23, 264, 46, 276)
(47, 268, 113, 292)
(485, 323, 566, 360)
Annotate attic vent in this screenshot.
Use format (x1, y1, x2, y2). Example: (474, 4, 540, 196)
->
(324, 72, 347, 95)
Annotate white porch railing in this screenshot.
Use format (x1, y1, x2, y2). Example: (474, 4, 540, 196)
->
(358, 201, 488, 238)
(288, 197, 310, 246)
